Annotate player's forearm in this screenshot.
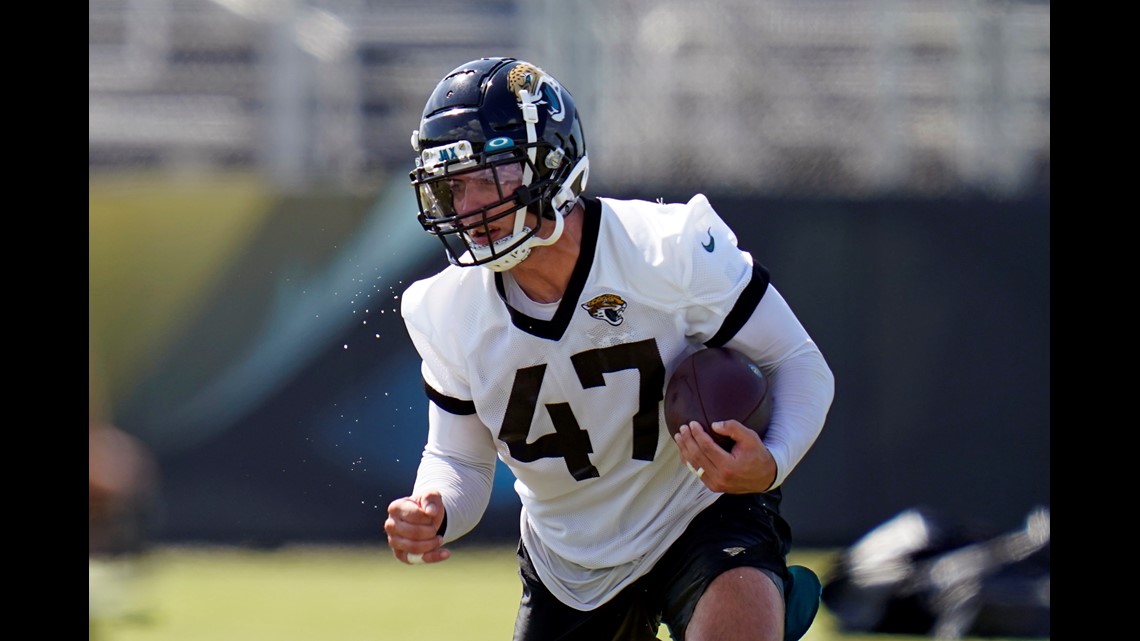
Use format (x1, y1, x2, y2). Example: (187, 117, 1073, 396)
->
(412, 452, 495, 543)
(761, 345, 834, 489)
(410, 402, 499, 543)
(720, 283, 833, 489)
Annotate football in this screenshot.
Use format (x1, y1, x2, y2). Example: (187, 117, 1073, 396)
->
(664, 347, 772, 450)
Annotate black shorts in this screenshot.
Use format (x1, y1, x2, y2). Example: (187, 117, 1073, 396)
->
(512, 491, 792, 641)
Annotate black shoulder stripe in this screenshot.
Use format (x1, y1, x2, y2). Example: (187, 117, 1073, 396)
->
(423, 379, 477, 415)
(706, 263, 771, 348)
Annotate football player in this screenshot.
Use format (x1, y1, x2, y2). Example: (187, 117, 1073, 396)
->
(385, 57, 834, 641)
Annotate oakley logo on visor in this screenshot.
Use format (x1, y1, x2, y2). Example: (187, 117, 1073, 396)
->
(486, 137, 515, 151)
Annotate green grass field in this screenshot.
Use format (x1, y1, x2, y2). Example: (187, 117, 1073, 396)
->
(89, 544, 1046, 641)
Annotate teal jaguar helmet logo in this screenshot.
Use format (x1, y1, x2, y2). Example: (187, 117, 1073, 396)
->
(507, 62, 566, 123)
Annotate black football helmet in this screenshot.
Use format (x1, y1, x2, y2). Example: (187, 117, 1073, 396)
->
(410, 57, 589, 270)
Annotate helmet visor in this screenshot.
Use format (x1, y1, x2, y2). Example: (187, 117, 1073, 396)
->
(415, 155, 526, 230)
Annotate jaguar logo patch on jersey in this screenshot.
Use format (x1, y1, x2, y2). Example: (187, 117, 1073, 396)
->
(582, 293, 628, 326)
(508, 63, 566, 122)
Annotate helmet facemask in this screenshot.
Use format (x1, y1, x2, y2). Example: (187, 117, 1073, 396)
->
(412, 137, 581, 271)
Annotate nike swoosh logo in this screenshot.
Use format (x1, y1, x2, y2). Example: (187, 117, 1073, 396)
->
(702, 228, 715, 252)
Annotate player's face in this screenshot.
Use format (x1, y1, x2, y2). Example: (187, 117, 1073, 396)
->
(447, 163, 528, 246)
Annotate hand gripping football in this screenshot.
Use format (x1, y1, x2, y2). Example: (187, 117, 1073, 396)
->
(664, 347, 772, 450)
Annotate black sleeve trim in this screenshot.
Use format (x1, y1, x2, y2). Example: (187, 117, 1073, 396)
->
(706, 263, 771, 348)
(423, 379, 477, 415)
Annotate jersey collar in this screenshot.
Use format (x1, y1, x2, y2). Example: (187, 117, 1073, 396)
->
(494, 197, 601, 340)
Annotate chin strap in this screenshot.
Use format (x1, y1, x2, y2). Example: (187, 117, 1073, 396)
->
(528, 208, 566, 249)
(481, 210, 565, 272)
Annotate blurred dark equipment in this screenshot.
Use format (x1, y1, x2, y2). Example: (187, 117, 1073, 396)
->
(821, 506, 1049, 639)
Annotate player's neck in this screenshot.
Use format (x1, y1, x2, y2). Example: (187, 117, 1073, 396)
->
(506, 204, 584, 304)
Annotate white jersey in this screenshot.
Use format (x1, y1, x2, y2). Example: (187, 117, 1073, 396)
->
(401, 194, 799, 609)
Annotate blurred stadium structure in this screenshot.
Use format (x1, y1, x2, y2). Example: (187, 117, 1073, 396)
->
(89, 0, 1049, 199)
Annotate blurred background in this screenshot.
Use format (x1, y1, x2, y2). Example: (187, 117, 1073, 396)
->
(89, 0, 1049, 554)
